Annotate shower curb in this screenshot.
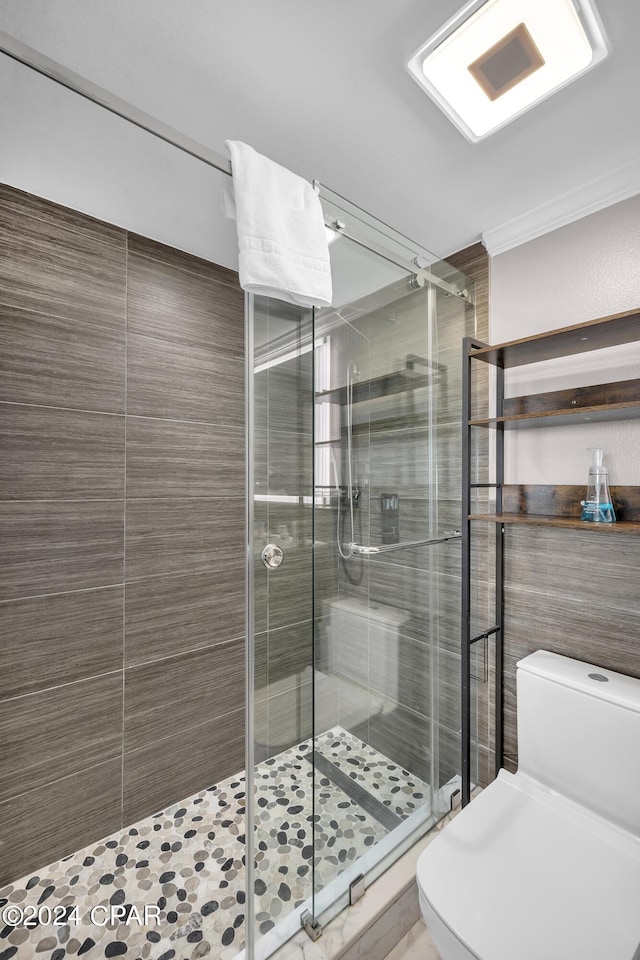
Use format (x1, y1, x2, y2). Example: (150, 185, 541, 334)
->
(270, 793, 476, 960)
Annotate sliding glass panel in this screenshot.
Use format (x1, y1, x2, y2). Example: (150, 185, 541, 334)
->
(247, 294, 316, 958)
(246, 195, 479, 955)
(310, 205, 477, 928)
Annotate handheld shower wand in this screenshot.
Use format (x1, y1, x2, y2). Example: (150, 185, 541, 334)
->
(331, 361, 360, 559)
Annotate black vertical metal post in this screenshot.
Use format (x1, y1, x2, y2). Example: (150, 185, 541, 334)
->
(494, 364, 505, 774)
(462, 337, 496, 806)
(461, 338, 473, 807)
(460, 337, 493, 807)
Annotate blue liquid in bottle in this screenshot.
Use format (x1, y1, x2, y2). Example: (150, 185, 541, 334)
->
(580, 448, 616, 524)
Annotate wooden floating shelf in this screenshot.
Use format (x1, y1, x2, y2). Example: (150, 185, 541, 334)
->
(470, 378, 640, 429)
(316, 371, 433, 405)
(469, 485, 640, 531)
(470, 308, 640, 368)
(470, 400, 640, 429)
(469, 513, 640, 532)
(502, 378, 640, 417)
(316, 358, 445, 406)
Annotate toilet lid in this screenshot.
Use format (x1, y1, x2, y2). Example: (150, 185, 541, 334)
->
(417, 771, 640, 960)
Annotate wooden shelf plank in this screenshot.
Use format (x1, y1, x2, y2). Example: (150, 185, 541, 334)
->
(502, 378, 640, 417)
(316, 360, 444, 406)
(469, 485, 640, 529)
(469, 513, 640, 532)
(469, 309, 640, 368)
(501, 483, 640, 521)
(470, 399, 640, 428)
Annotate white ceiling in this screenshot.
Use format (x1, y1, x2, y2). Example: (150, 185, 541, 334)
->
(1, 0, 639, 259)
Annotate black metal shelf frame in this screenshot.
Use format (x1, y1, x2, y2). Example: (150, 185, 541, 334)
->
(461, 337, 504, 807)
(461, 313, 640, 805)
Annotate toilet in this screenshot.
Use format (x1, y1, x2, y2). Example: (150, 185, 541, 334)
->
(417, 650, 640, 960)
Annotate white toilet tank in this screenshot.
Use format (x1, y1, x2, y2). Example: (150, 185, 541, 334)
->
(517, 650, 640, 836)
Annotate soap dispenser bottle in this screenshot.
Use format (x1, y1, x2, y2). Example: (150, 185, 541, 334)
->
(580, 448, 616, 523)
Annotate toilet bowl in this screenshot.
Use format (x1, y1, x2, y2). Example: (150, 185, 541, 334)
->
(416, 651, 640, 960)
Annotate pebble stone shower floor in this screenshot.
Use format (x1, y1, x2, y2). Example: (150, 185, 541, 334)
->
(0, 728, 430, 960)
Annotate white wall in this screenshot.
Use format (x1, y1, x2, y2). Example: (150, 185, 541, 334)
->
(0, 56, 406, 306)
(490, 194, 640, 486)
(0, 56, 240, 269)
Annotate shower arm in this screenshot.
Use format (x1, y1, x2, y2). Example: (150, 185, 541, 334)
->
(349, 530, 461, 556)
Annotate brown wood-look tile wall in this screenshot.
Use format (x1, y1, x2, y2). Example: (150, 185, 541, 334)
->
(325, 246, 490, 789)
(0, 184, 245, 886)
(501, 524, 640, 772)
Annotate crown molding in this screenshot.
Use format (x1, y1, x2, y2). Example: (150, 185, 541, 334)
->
(482, 157, 640, 257)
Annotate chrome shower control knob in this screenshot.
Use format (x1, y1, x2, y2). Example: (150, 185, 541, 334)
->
(261, 544, 284, 570)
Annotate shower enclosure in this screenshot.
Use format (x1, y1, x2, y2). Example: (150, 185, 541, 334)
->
(246, 189, 478, 957)
(0, 32, 487, 960)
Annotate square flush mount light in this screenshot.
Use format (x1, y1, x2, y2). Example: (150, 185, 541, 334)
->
(406, 0, 609, 142)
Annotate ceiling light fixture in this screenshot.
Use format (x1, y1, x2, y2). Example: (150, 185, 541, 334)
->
(407, 0, 609, 142)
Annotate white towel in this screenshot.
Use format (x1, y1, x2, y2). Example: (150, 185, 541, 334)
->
(224, 140, 332, 308)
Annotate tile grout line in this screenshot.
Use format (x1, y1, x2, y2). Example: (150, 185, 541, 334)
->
(0, 399, 244, 430)
(1, 498, 126, 504)
(122, 229, 128, 830)
(0, 634, 245, 706)
(0, 559, 247, 605)
(0, 667, 125, 705)
(0, 188, 238, 290)
(0, 753, 125, 812)
(121, 495, 246, 502)
(0, 399, 124, 418)
(128, 246, 241, 290)
(0, 295, 124, 328)
(126, 633, 244, 672)
(0, 496, 246, 504)
(122, 704, 246, 763)
(0, 582, 128, 604)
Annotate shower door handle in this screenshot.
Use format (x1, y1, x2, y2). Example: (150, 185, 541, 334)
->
(261, 544, 284, 570)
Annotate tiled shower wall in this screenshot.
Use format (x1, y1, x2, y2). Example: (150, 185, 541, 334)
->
(253, 303, 337, 758)
(0, 184, 245, 885)
(329, 247, 491, 790)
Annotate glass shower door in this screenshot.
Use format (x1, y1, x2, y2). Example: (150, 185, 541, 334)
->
(246, 194, 479, 957)
(246, 293, 317, 959)
(309, 226, 476, 928)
